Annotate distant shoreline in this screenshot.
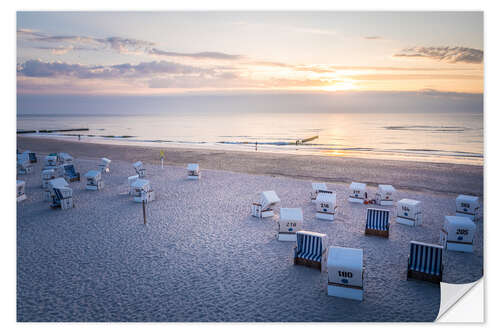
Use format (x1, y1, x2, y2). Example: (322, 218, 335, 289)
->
(17, 135, 484, 196)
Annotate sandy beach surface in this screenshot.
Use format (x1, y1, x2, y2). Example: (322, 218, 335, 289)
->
(16, 137, 483, 322)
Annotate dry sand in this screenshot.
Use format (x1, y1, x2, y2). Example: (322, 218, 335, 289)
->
(16, 138, 483, 322)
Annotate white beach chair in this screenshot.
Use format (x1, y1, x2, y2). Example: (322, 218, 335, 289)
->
(375, 184, 396, 206)
(315, 190, 337, 221)
(327, 246, 364, 301)
(41, 169, 56, 189)
(407, 241, 443, 284)
(57, 152, 73, 165)
(440, 216, 476, 253)
(127, 175, 140, 195)
(48, 178, 73, 210)
(99, 157, 111, 173)
(187, 163, 201, 179)
(85, 170, 104, 190)
(133, 161, 146, 178)
(455, 195, 479, 222)
(17, 180, 27, 202)
(17, 158, 33, 175)
(131, 179, 155, 203)
(294, 231, 327, 271)
(251, 190, 280, 218)
(365, 208, 390, 238)
(396, 199, 422, 226)
(278, 208, 303, 242)
(310, 183, 327, 202)
(348, 182, 367, 203)
(45, 155, 58, 167)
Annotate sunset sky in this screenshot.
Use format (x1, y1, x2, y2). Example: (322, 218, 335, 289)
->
(17, 11, 483, 95)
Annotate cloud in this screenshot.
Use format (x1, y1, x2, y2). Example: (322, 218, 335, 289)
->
(363, 36, 383, 40)
(393, 46, 483, 64)
(148, 48, 242, 60)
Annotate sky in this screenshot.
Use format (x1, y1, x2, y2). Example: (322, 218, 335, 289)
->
(16, 11, 483, 96)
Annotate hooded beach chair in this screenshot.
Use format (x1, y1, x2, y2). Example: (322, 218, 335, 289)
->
(327, 246, 364, 301)
(375, 184, 396, 206)
(41, 169, 56, 189)
(62, 164, 80, 182)
(310, 183, 327, 202)
(85, 170, 104, 190)
(187, 163, 200, 179)
(251, 190, 280, 218)
(133, 161, 146, 178)
(407, 241, 443, 284)
(294, 231, 327, 270)
(45, 155, 57, 167)
(348, 182, 367, 203)
(278, 208, 303, 241)
(365, 208, 390, 238)
(315, 190, 337, 221)
(99, 157, 111, 173)
(58, 152, 73, 165)
(50, 186, 74, 210)
(131, 179, 155, 203)
(17, 180, 27, 202)
(17, 157, 33, 175)
(396, 199, 422, 226)
(27, 151, 37, 163)
(440, 216, 476, 253)
(455, 195, 479, 222)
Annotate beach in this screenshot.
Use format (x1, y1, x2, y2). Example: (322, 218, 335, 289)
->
(16, 137, 484, 322)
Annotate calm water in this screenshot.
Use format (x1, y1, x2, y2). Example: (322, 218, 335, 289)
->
(17, 112, 483, 165)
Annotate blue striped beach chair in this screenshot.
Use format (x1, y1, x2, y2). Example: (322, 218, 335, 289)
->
(407, 241, 443, 284)
(294, 231, 327, 270)
(365, 208, 390, 237)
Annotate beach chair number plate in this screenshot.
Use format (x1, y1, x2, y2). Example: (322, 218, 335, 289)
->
(456, 229, 469, 235)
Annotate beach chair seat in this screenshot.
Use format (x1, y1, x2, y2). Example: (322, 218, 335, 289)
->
(315, 190, 337, 221)
(50, 186, 73, 210)
(17, 158, 33, 175)
(278, 208, 303, 241)
(17, 180, 27, 202)
(99, 157, 111, 173)
(41, 169, 56, 189)
(85, 170, 104, 190)
(133, 161, 146, 178)
(187, 163, 200, 179)
(63, 164, 80, 182)
(294, 231, 327, 270)
(375, 184, 396, 206)
(365, 208, 390, 238)
(349, 182, 367, 203)
(310, 183, 327, 202)
(455, 195, 479, 222)
(131, 179, 155, 203)
(327, 246, 364, 301)
(439, 216, 476, 253)
(28, 152, 37, 163)
(407, 241, 443, 284)
(396, 199, 422, 226)
(252, 190, 280, 218)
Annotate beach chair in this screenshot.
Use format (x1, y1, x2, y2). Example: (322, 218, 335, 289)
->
(133, 161, 146, 178)
(349, 182, 367, 203)
(440, 216, 476, 253)
(127, 175, 140, 195)
(41, 169, 56, 189)
(251, 190, 280, 218)
(327, 246, 364, 301)
(365, 208, 390, 238)
(315, 190, 337, 221)
(455, 195, 479, 222)
(407, 241, 443, 284)
(27, 151, 37, 163)
(85, 170, 104, 190)
(131, 179, 155, 203)
(375, 184, 396, 205)
(50, 186, 74, 210)
(47, 177, 69, 200)
(45, 155, 58, 167)
(62, 164, 80, 182)
(99, 157, 111, 173)
(187, 163, 200, 179)
(294, 231, 327, 270)
(57, 152, 73, 165)
(310, 183, 327, 202)
(17, 158, 33, 175)
(396, 199, 422, 226)
(17, 180, 27, 202)
(278, 208, 303, 241)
